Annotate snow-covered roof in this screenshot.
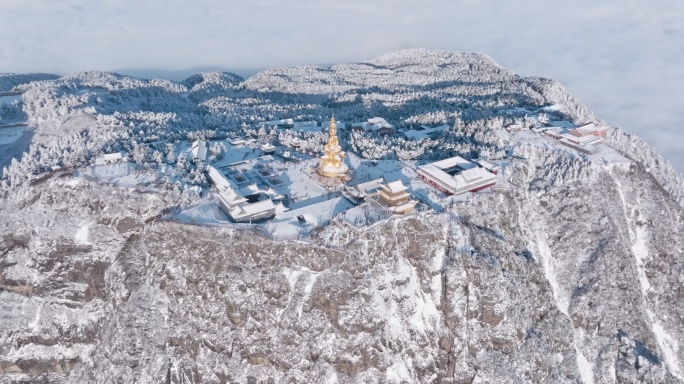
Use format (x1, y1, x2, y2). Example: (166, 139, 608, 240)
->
(285, 137, 302, 146)
(261, 143, 276, 152)
(506, 124, 527, 132)
(207, 166, 248, 206)
(367, 117, 392, 128)
(561, 133, 603, 146)
(384, 180, 409, 193)
(103, 152, 124, 161)
(351, 118, 394, 133)
(230, 199, 275, 217)
(345, 178, 383, 201)
(293, 121, 320, 132)
(558, 138, 601, 154)
(430, 156, 478, 172)
(265, 118, 294, 126)
(387, 199, 418, 213)
(475, 159, 500, 173)
(207, 166, 231, 191)
(571, 122, 607, 136)
(404, 124, 449, 140)
(418, 156, 497, 195)
(239, 183, 261, 196)
(542, 127, 564, 137)
(191, 139, 207, 161)
(460, 167, 485, 182)
(218, 189, 247, 207)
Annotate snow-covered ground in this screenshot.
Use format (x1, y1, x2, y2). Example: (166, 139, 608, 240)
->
(77, 163, 158, 188)
(0, 94, 21, 105)
(0, 126, 24, 145)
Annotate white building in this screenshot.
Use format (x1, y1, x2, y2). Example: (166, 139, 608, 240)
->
(474, 159, 500, 175)
(206, 165, 285, 223)
(260, 143, 276, 153)
(229, 137, 246, 146)
(264, 118, 294, 128)
(95, 151, 127, 165)
(506, 123, 525, 132)
(560, 132, 603, 146)
(292, 121, 320, 133)
(417, 156, 497, 195)
(343, 178, 384, 203)
(404, 124, 449, 140)
(350, 117, 395, 135)
(570, 122, 608, 138)
(191, 139, 207, 162)
(281, 136, 302, 149)
(224, 198, 280, 223)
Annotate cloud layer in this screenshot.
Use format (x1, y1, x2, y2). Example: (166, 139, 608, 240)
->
(1, 0, 682, 172)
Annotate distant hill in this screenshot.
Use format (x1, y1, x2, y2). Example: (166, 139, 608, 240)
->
(0, 73, 60, 93)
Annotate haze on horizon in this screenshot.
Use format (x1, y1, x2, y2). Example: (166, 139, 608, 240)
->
(1, 0, 683, 173)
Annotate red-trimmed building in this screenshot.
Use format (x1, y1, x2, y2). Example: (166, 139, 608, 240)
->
(570, 122, 608, 138)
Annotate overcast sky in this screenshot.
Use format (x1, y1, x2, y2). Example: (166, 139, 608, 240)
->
(1, 0, 682, 172)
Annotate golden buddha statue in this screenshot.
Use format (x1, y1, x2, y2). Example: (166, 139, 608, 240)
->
(317, 116, 349, 178)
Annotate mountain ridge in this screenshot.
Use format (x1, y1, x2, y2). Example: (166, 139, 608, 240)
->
(0, 49, 683, 383)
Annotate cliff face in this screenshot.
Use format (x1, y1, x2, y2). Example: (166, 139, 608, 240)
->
(1, 154, 682, 383)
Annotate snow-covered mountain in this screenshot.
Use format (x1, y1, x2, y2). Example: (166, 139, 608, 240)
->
(0, 73, 60, 93)
(1, 49, 683, 383)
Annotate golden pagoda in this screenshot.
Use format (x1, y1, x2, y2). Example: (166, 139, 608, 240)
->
(318, 116, 349, 178)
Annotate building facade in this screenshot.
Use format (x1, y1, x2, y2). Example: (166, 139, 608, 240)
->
(377, 180, 417, 214)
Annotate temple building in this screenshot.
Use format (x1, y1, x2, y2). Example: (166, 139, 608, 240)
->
(377, 180, 417, 214)
(417, 156, 497, 195)
(317, 116, 349, 178)
(191, 139, 207, 162)
(207, 165, 285, 223)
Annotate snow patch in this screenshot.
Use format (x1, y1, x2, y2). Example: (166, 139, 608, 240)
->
(575, 344, 594, 384)
(278, 267, 319, 321)
(648, 310, 683, 380)
(386, 358, 413, 383)
(65, 177, 81, 187)
(631, 224, 652, 293)
(0, 126, 24, 145)
(535, 233, 569, 316)
(612, 173, 651, 294)
(75, 222, 90, 245)
(28, 301, 41, 332)
(325, 372, 338, 384)
(613, 172, 682, 379)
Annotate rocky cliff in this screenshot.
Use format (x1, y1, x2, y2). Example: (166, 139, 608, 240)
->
(1, 152, 682, 383)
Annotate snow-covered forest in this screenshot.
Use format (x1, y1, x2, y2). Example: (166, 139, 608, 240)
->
(0, 49, 604, 191)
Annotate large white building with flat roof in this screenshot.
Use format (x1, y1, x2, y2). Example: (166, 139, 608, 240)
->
(207, 165, 285, 223)
(417, 156, 497, 195)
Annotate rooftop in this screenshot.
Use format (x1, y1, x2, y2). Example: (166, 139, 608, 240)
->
(384, 179, 409, 193)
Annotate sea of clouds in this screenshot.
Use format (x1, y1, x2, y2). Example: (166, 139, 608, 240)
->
(0, 0, 681, 172)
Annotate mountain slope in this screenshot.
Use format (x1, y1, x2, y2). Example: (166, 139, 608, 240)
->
(0, 50, 683, 383)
